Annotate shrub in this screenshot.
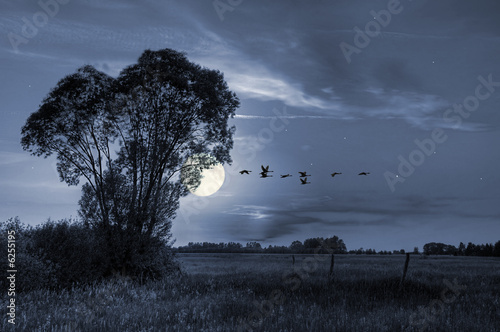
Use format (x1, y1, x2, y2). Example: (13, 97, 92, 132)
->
(1, 217, 179, 291)
(28, 218, 106, 288)
(0, 217, 58, 292)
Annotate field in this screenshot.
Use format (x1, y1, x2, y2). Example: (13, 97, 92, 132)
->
(3, 254, 500, 331)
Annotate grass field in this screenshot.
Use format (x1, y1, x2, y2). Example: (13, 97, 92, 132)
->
(3, 254, 500, 331)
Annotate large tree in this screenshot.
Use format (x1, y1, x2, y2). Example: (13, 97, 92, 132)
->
(21, 48, 239, 277)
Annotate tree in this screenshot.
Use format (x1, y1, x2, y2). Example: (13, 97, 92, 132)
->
(324, 235, 347, 254)
(21, 66, 116, 223)
(458, 242, 465, 256)
(493, 241, 500, 257)
(290, 240, 304, 252)
(304, 237, 322, 250)
(365, 248, 376, 255)
(303, 236, 347, 254)
(21, 48, 239, 278)
(465, 242, 477, 256)
(246, 242, 262, 250)
(423, 242, 457, 255)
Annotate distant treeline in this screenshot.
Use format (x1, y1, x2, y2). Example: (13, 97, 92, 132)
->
(422, 241, 500, 257)
(175, 238, 500, 257)
(175, 236, 347, 254)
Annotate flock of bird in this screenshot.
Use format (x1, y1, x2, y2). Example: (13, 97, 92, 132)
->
(239, 165, 370, 185)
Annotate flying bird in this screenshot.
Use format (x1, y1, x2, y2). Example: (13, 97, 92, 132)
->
(280, 174, 292, 178)
(358, 172, 370, 176)
(261, 165, 274, 173)
(331, 172, 342, 177)
(239, 170, 251, 175)
(298, 172, 311, 177)
(260, 172, 273, 178)
(300, 177, 311, 185)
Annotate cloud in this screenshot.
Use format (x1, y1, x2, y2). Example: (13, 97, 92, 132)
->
(223, 204, 272, 220)
(185, 27, 345, 113)
(360, 88, 490, 131)
(219, 194, 478, 242)
(227, 71, 338, 111)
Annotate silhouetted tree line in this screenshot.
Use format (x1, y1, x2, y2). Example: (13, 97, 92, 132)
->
(176, 239, 500, 257)
(423, 241, 500, 257)
(176, 236, 348, 254)
(346, 248, 412, 255)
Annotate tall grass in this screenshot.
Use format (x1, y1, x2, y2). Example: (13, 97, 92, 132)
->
(2, 255, 499, 331)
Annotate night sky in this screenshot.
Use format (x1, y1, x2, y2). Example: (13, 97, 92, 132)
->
(1, 0, 499, 251)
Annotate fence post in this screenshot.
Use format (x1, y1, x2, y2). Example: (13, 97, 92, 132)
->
(292, 254, 295, 265)
(329, 254, 335, 279)
(400, 253, 410, 288)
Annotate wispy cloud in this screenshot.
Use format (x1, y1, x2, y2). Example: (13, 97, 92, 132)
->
(219, 193, 498, 243)
(223, 204, 272, 220)
(227, 71, 338, 111)
(360, 88, 490, 131)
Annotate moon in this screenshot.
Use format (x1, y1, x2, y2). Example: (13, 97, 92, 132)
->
(182, 154, 225, 196)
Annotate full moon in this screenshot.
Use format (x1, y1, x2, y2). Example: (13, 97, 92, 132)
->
(182, 154, 225, 196)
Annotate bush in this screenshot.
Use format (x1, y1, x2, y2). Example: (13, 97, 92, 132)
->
(1, 217, 179, 291)
(0, 217, 57, 292)
(28, 218, 106, 288)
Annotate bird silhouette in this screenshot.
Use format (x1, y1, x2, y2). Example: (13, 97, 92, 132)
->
(298, 171, 311, 177)
(239, 170, 251, 175)
(260, 172, 273, 178)
(261, 165, 274, 173)
(358, 172, 370, 176)
(280, 174, 292, 178)
(300, 177, 311, 185)
(331, 172, 342, 177)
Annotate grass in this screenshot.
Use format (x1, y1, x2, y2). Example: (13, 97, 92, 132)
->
(2, 254, 500, 331)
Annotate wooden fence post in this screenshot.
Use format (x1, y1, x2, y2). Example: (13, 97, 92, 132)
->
(329, 254, 335, 279)
(400, 253, 410, 288)
(292, 254, 295, 265)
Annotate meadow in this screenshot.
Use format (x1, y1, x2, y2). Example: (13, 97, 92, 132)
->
(3, 254, 499, 331)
